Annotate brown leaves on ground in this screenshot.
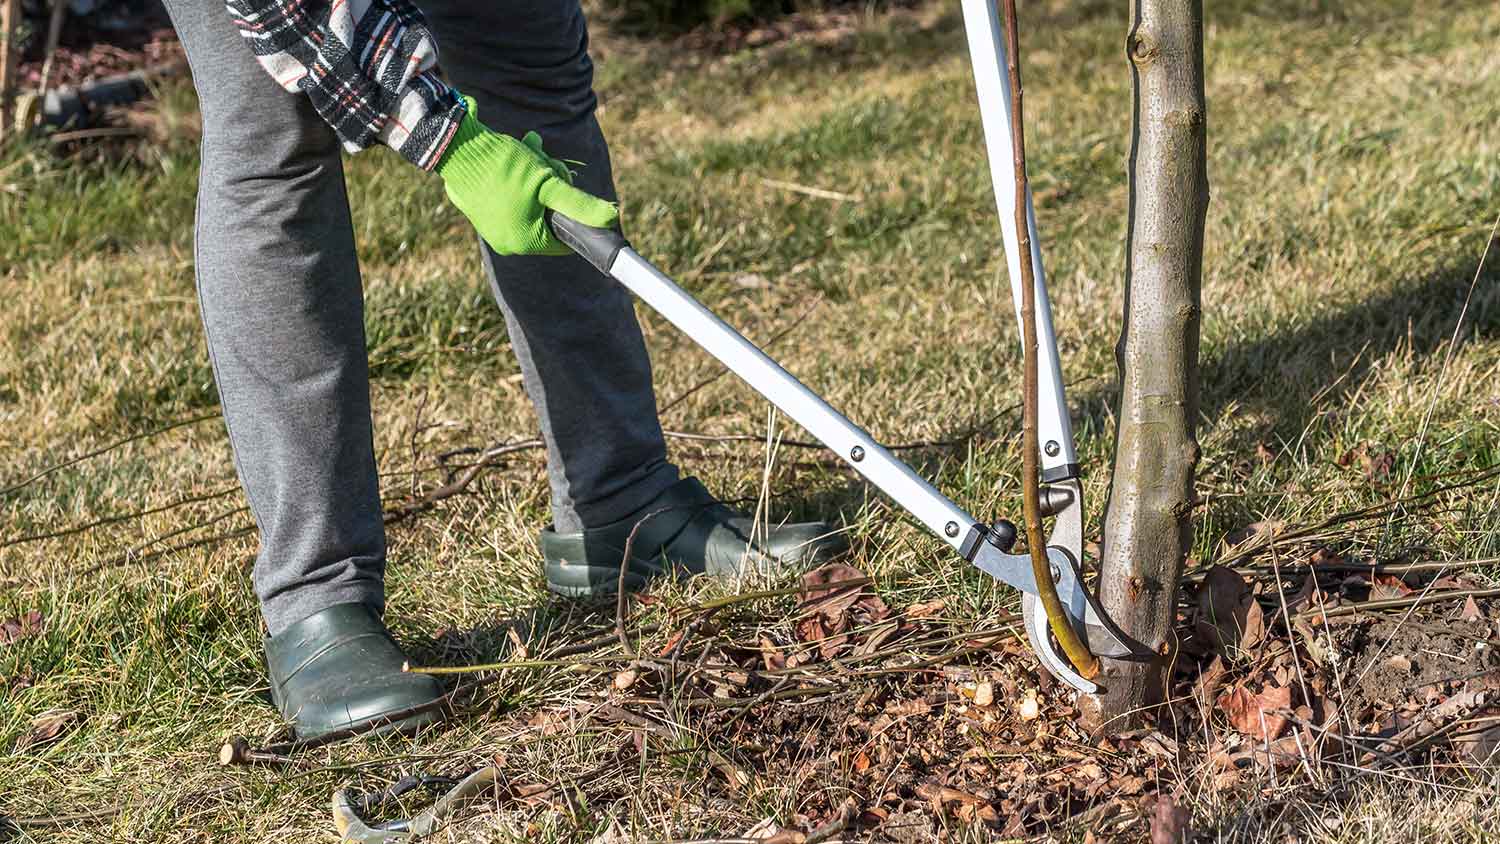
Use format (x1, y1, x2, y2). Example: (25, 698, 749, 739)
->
(0, 610, 44, 646)
(1172, 544, 1500, 795)
(1337, 442, 1396, 483)
(486, 554, 1497, 843)
(794, 563, 889, 660)
(1194, 566, 1264, 656)
(1216, 683, 1293, 742)
(16, 709, 78, 750)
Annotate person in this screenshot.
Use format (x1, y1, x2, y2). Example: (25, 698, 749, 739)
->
(161, 0, 848, 743)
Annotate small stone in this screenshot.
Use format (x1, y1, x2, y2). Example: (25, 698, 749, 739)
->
(1017, 689, 1040, 721)
(974, 681, 994, 708)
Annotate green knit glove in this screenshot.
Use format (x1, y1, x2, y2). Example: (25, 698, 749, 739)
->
(436, 96, 619, 256)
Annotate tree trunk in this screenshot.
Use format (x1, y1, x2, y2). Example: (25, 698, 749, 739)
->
(1080, 0, 1207, 730)
(0, 0, 21, 144)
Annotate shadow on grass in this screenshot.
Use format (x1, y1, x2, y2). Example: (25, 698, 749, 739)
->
(1059, 248, 1500, 466)
(1205, 254, 1498, 428)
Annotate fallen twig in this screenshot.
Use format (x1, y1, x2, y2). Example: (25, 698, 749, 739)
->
(0, 412, 221, 498)
(0, 485, 240, 548)
(383, 438, 544, 524)
(218, 736, 319, 770)
(48, 126, 141, 144)
(759, 177, 862, 203)
(1296, 587, 1500, 621)
(404, 656, 624, 676)
(74, 517, 254, 578)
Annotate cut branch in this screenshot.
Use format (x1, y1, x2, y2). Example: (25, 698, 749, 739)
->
(1001, 0, 1098, 679)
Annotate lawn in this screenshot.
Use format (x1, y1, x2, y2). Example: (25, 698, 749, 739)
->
(3, 1, 1500, 841)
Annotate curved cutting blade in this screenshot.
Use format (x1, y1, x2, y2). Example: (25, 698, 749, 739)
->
(1022, 592, 1099, 694)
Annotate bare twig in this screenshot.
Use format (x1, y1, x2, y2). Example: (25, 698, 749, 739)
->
(616, 506, 683, 653)
(664, 429, 959, 453)
(47, 127, 143, 144)
(759, 177, 862, 203)
(1296, 587, 1500, 621)
(404, 657, 625, 676)
(383, 438, 544, 524)
(0, 413, 221, 498)
(409, 387, 430, 500)
(35, 0, 67, 104)
(1002, 0, 1097, 678)
(0, 0, 19, 144)
(694, 576, 873, 611)
(72, 524, 256, 578)
(0, 485, 241, 548)
(217, 736, 319, 770)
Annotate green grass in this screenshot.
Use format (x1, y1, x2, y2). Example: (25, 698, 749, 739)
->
(3, 1, 1500, 840)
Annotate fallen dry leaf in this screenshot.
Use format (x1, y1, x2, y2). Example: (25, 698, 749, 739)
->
(956, 800, 1001, 825)
(1222, 520, 1284, 550)
(0, 611, 44, 646)
(1194, 655, 1230, 706)
(733, 272, 771, 290)
(759, 636, 788, 671)
(798, 563, 869, 619)
(1338, 442, 1395, 482)
(16, 709, 77, 750)
(915, 782, 987, 806)
(1217, 683, 1292, 742)
(1456, 716, 1500, 765)
(795, 563, 887, 658)
(586, 818, 629, 844)
(906, 598, 946, 619)
(1196, 566, 1263, 655)
(1458, 596, 1485, 622)
(506, 626, 529, 660)
(884, 698, 932, 717)
(529, 707, 574, 736)
(1370, 573, 1414, 600)
(742, 817, 785, 841)
(1283, 573, 1321, 616)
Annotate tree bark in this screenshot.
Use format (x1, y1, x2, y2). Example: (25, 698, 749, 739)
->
(0, 0, 21, 144)
(1081, 0, 1207, 730)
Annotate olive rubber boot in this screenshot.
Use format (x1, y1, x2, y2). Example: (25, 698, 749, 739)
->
(264, 603, 447, 742)
(541, 476, 848, 597)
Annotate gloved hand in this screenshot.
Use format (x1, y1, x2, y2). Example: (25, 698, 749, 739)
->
(436, 96, 619, 256)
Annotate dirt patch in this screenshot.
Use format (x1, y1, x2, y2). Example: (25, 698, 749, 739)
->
(15, 3, 181, 91)
(1339, 612, 1498, 718)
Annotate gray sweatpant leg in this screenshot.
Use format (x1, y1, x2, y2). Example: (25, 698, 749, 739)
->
(419, 0, 679, 535)
(163, 0, 676, 635)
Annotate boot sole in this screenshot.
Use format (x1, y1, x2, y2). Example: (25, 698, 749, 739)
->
(544, 562, 655, 598)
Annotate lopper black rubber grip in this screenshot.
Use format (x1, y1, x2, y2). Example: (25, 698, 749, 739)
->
(547, 211, 629, 275)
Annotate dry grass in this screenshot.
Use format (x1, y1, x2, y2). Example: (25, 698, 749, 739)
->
(3, 0, 1500, 841)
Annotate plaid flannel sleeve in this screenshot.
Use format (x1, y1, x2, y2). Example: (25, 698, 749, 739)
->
(223, 0, 466, 170)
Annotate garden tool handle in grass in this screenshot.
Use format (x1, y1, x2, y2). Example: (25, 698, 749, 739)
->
(546, 211, 1141, 693)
